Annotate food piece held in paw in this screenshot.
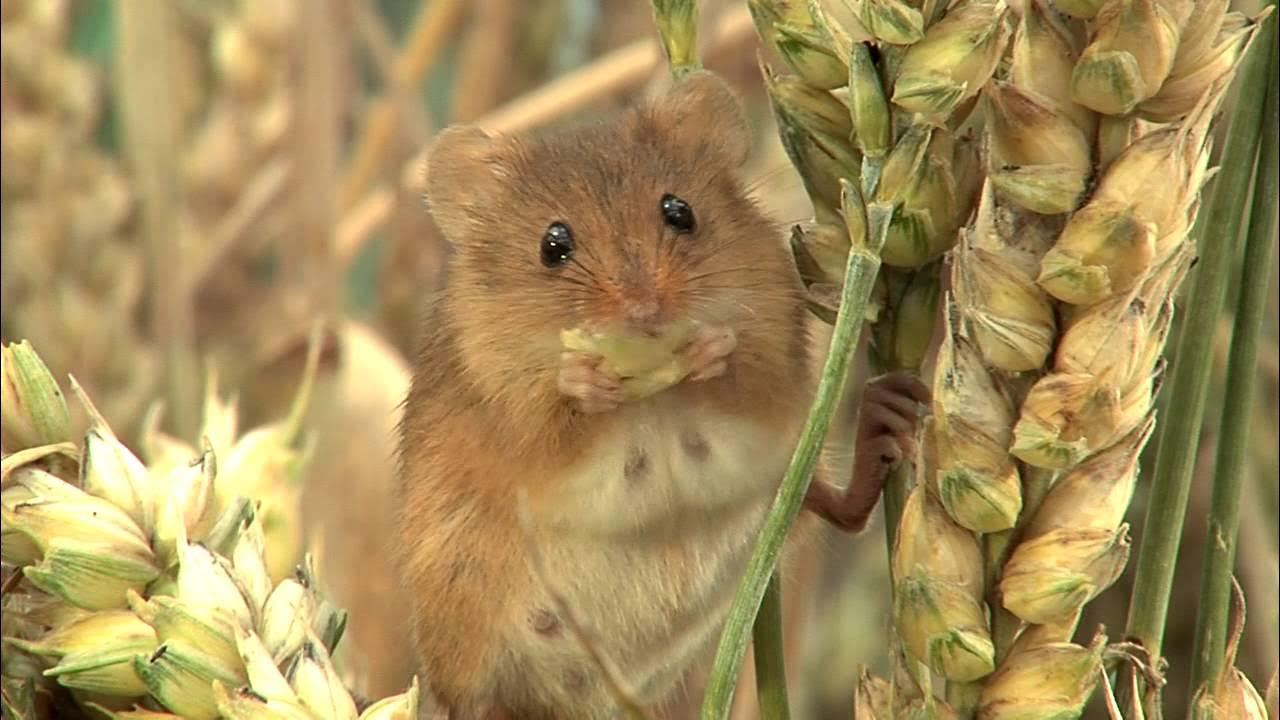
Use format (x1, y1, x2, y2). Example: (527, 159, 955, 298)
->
(560, 320, 698, 400)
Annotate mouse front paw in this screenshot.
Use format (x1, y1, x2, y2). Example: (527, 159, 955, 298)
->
(854, 371, 931, 479)
(679, 325, 737, 383)
(558, 351, 623, 413)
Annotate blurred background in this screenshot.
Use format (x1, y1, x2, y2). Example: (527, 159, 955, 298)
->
(0, 0, 1275, 717)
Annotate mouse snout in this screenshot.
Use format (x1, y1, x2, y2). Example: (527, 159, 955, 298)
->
(622, 295, 663, 336)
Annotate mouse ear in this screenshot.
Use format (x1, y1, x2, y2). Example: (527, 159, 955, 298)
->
(423, 125, 503, 240)
(652, 70, 751, 167)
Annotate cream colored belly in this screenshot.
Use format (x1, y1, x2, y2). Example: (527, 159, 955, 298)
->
(506, 402, 799, 716)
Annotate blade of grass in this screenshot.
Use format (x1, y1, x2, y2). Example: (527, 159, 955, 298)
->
(1189, 33, 1280, 692)
(700, 211, 884, 720)
(1125, 0, 1276, 682)
(752, 574, 791, 720)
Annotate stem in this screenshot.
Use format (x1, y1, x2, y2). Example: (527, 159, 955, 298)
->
(752, 574, 791, 720)
(700, 245, 883, 720)
(338, 0, 467, 212)
(291, 0, 342, 317)
(881, 463, 911, 575)
(1189, 37, 1279, 692)
(1125, 6, 1276, 666)
(944, 681, 982, 718)
(113, 0, 197, 440)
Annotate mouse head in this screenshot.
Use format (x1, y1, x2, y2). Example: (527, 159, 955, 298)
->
(424, 71, 803, 387)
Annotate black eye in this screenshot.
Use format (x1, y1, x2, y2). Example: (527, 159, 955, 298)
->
(661, 194, 696, 233)
(541, 221, 574, 268)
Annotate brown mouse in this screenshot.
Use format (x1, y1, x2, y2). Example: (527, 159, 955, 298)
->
(395, 70, 928, 720)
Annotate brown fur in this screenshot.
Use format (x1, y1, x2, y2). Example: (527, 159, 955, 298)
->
(396, 72, 821, 718)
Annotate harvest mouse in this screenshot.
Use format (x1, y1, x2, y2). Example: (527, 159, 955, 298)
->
(395, 70, 929, 720)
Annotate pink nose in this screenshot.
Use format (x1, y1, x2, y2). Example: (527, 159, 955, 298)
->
(623, 298, 662, 335)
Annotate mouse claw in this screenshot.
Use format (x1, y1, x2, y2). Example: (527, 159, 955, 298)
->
(558, 351, 623, 413)
(680, 325, 737, 383)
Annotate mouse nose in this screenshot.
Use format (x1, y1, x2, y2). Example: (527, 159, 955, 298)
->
(623, 297, 663, 336)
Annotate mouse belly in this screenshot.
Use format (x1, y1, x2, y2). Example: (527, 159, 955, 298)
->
(504, 405, 799, 716)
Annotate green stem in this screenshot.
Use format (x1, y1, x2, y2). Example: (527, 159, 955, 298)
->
(1125, 6, 1276, 670)
(881, 463, 911, 578)
(1189, 36, 1280, 693)
(752, 574, 791, 720)
(944, 681, 982, 719)
(700, 244, 883, 720)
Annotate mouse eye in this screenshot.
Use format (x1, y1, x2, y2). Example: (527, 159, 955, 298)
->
(661, 194, 696, 234)
(541, 221, 575, 268)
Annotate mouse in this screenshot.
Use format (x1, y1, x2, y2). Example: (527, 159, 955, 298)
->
(395, 70, 929, 720)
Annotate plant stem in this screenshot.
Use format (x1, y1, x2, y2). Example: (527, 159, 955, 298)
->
(113, 0, 197, 440)
(700, 244, 883, 720)
(752, 574, 791, 720)
(291, 0, 342, 317)
(945, 680, 982, 718)
(1124, 5, 1276, 670)
(1189, 35, 1280, 693)
(881, 464, 911, 577)
(338, 0, 467, 212)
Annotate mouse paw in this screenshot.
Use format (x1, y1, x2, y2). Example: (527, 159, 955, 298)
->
(807, 372, 931, 533)
(558, 351, 623, 413)
(853, 371, 931, 481)
(679, 325, 737, 383)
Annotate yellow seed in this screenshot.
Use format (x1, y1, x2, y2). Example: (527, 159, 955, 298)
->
(765, 63, 862, 220)
(953, 192, 1057, 371)
(847, 42, 891, 157)
(1011, 0, 1096, 135)
(854, 667, 892, 720)
(791, 222, 851, 286)
(889, 269, 941, 371)
(749, 1, 848, 88)
(876, 125, 963, 267)
(81, 427, 155, 537)
(1, 340, 72, 451)
(128, 591, 245, 684)
(892, 0, 1011, 124)
(1071, 0, 1181, 115)
(1023, 416, 1153, 535)
(1037, 200, 1156, 306)
(935, 420, 1023, 532)
(893, 481, 985, 599)
(1000, 525, 1131, 624)
(233, 626, 298, 704)
(986, 81, 1092, 215)
(858, 0, 925, 45)
(894, 572, 997, 681)
(289, 631, 359, 720)
(134, 642, 243, 720)
(977, 630, 1106, 719)
(774, 21, 849, 89)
